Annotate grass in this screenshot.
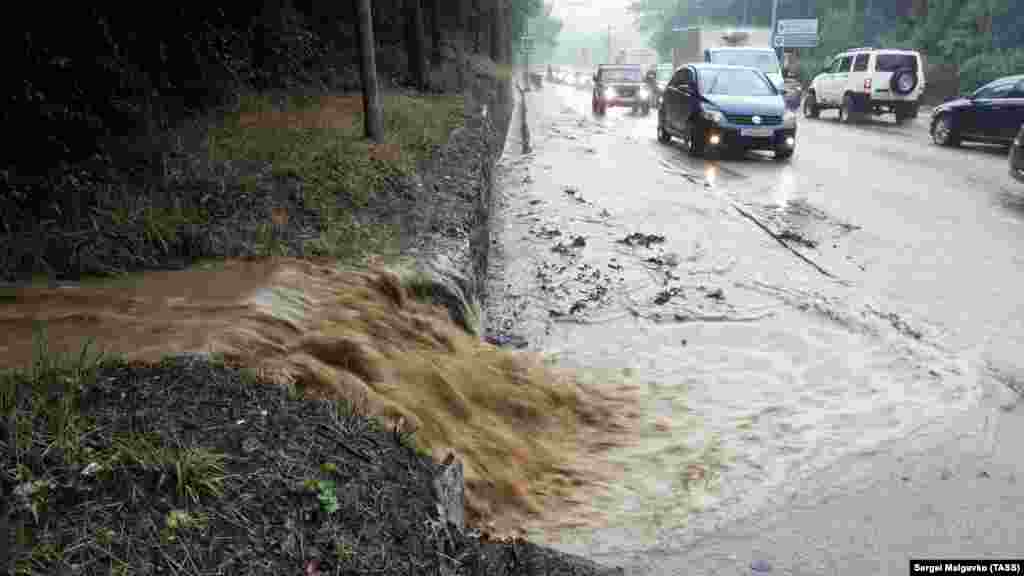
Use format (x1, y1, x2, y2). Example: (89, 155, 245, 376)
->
(205, 91, 464, 216)
(0, 88, 466, 280)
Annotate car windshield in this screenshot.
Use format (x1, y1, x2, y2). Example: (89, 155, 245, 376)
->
(699, 68, 776, 96)
(708, 51, 780, 74)
(875, 53, 918, 72)
(601, 68, 643, 82)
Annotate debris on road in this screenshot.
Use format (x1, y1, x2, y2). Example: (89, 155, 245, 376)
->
(776, 230, 819, 249)
(617, 233, 666, 248)
(731, 203, 840, 280)
(865, 306, 925, 341)
(485, 333, 529, 349)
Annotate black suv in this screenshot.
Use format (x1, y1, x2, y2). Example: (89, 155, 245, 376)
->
(592, 64, 650, 116)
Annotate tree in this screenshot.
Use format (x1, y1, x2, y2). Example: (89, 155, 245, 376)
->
(405, 0, 428, 89)
(355, 0, 383, 141)
(455, 0, 470, 90)
(431, 0, 444, 68)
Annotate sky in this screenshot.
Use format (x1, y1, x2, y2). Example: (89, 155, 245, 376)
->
(549, 0, 646, 46)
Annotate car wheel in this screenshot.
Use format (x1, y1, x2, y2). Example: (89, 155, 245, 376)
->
(930, 114, 960, 147)
(803, 92, 820, 119)
(657, 120, 671, 144)
(775, 145, 794, 160)
(686, 122, 705, 158)
(840, 93, 860, 124)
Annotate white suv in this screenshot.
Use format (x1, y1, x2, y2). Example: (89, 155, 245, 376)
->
(803, 47, 925, 124)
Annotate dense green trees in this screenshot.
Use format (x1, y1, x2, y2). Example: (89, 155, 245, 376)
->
(627, 0, 1023, 91)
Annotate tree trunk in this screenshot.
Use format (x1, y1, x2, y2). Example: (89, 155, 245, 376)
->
(473, 0, 482, 53)
(490, 0, 501, 64)
(355, 0, 383, 141)
(405, 0, 427, 90)
(431, 0, 443, 68)
(455, 0, 469, 91)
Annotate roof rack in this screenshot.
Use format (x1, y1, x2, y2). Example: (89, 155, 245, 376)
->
(847, 46, 874, 52)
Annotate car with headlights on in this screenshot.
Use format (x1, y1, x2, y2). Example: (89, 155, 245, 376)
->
(657, 63, 797, 160)
(592, 64, 651, 116)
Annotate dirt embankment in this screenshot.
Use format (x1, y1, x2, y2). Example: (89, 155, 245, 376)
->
(2, 62, 633, 574)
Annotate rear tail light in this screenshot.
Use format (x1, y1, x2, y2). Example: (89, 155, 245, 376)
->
(864, 78, 872, 91)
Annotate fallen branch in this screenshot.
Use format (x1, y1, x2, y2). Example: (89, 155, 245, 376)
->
(731, 203, 839, 280)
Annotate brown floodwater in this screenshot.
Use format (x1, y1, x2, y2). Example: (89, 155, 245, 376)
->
(0, 259, 282, 367)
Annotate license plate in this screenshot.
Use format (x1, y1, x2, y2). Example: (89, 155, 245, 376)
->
(741, 128, 774, 137)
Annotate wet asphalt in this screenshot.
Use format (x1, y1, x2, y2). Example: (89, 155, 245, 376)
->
(486, 82, 1024, 575)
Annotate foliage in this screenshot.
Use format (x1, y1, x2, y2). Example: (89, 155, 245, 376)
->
(627, 0, 1022, 94)
(511, 1, 563, 63)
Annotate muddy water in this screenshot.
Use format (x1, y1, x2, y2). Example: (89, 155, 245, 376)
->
(487, 85, 987, 559)
(0, 260, 282, 366)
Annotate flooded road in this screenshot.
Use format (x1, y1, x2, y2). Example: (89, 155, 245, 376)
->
(487, 83, 1024, 572)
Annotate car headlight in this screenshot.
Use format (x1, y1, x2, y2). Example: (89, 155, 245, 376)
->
(700, 105, 725, 124)
(638, 88, 650, 99)
(603, 87, 614, 99)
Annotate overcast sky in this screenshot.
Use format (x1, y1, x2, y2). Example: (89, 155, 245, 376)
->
(550, 0, 646, 45)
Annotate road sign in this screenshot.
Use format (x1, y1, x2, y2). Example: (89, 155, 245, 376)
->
(777, 18, 818, 36)
(774, 33, 819, 48)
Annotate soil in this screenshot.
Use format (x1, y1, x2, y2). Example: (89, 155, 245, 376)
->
(1, 356, 622, 575)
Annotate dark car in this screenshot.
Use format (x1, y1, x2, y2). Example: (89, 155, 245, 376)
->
(657, 63, 797, 160)
(592, 64, 651, 116)
(651, 64, 674, 109)
(1011, 124, 1024, 183)
(931, 75, 1024, 147)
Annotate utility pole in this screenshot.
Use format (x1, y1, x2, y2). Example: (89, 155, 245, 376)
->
(523, 20, 530, 92)
(355, 0, 383, 141)
(607, 24, 612, 64)
(770, 0, 781, 61)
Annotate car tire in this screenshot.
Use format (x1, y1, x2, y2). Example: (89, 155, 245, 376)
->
(686, 122, 705, 158)
(657, 120, 671, 144)
(894, 105, 909, 125)
(930, 113, 960, 147)
(803, 92, 820, 119)
(840, 93, 860, 124)
(775, 147, 794, 160)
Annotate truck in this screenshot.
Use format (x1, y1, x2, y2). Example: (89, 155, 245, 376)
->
(671, 27, 786, 92)
(671, 27, 772, 67)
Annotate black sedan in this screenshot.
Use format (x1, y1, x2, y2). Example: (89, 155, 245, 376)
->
(931, 75, 1024, 147)
(1012, 123, 1024, 184)
(658, 63, 797, 160)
